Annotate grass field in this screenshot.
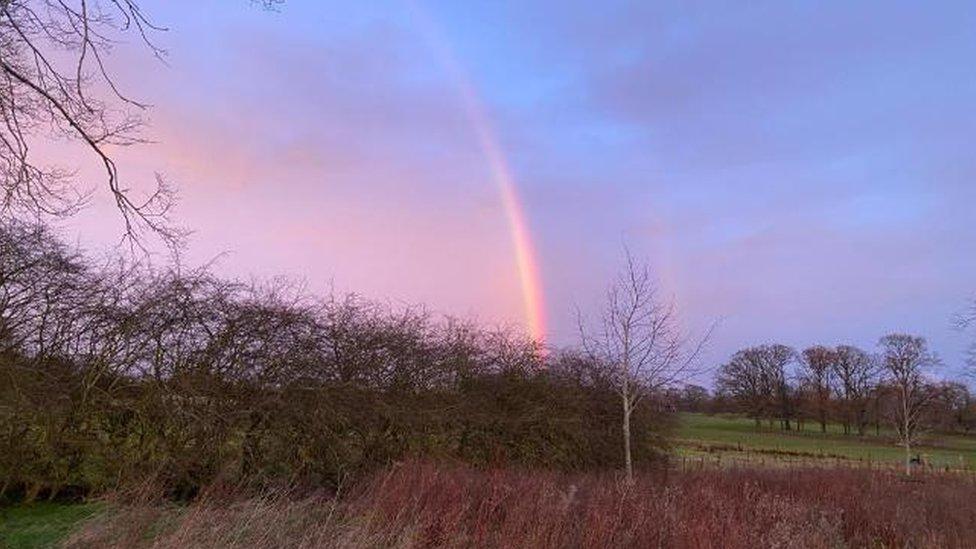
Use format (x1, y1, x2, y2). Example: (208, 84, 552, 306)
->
(675, 413, 976, 469)
(0, 503, 102, 548)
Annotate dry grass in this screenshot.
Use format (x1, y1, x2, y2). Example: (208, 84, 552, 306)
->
(64, 461, 976, 548)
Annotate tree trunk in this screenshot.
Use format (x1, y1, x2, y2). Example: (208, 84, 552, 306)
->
(25, 481, 41, 504)
(622, 396, 633, 483)
(901, 384, 911, 476)
(904, 442, 912, 476)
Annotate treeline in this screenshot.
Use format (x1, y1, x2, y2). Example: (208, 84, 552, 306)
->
(674, 342, 975, 436)
(0, 220, 671, 502)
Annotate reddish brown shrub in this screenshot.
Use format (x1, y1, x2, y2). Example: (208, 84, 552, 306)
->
(65, 462, 976, 548)
(352, 462, 976, 548)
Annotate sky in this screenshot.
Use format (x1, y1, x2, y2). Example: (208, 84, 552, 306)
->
(56, 0, 976, 380)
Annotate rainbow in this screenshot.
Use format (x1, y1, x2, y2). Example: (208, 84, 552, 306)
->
(406, 3, 547, 342)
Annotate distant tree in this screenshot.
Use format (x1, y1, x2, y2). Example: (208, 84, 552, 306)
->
(955, 297, 976, 378)
(579, 249, 709, 482)
(761, 345, 798, 430)
(879, 333, 939, 475)
(678, 384, 711, 413)
(798, 346, 836, 433)
(931, 381, 976, 434)
(716, 349, 770, 426)
(716, 344, 796, 429)
(832, 345, 877, 435)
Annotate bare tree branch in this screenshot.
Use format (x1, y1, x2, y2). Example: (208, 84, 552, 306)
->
(578, 246, 712, 481)
(0, 1, 187, 251)
(953, 296, 976, 377)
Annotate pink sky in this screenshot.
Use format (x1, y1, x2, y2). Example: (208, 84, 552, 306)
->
(43, 0, 976, 379)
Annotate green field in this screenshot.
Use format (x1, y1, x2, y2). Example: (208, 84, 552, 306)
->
(0, 503, 101, 548)
(676, 413, 976, 470)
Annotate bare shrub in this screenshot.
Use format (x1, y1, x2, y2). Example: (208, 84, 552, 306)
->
(64, 461, 976, 548)
(0, 219, 672, 500)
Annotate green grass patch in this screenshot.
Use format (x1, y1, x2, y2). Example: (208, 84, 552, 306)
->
(676, 413, 976, 470)
(0, 503, 102, 548)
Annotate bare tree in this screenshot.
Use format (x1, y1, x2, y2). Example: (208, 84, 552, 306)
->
(879, 333, 939, 475)
(832, 345, 876, 435)
(799, 346, 835, 433)
(955, 297, 976, 378)
(715, 349, 772, 429)
(716, 348, 771, 427)
(678, 384, 710, 413)
(716, 344, 795, 430)
(578, 250, 709, 482)
(931, 381, 976, 434)
(757, 344, 797, 430)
